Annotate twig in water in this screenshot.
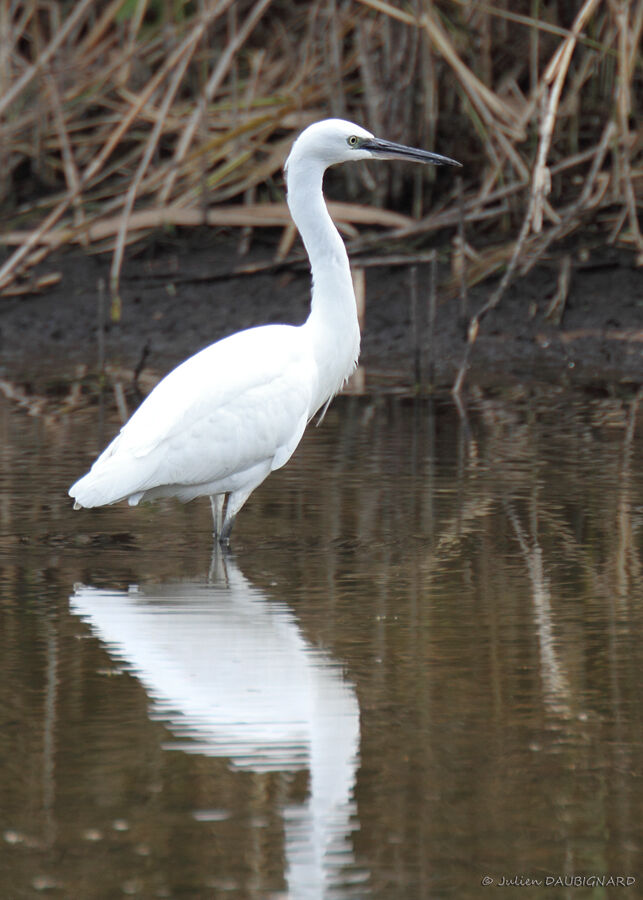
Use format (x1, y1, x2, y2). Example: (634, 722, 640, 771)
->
(427, 250, 437, 386)
(133, 342, 151, 400)
(544, 255, 571, 325)
(409, 265, 421, 384)
(97, 278, 105, 376)
(113, 381, 129, 424)
(456, 175, 468, 326)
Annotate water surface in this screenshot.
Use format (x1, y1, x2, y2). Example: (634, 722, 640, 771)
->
(1, 387, 641, 899)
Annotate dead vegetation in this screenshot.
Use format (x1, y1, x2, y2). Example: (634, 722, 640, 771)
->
(0, 0, 641, 373)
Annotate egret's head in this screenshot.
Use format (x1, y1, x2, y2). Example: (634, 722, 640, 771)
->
(285, 118, 462, 175)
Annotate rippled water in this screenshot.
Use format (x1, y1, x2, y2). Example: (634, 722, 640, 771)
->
(1, 386, 641, 899)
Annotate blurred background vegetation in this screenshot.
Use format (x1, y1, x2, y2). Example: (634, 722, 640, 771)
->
(0, 0, 640, 301)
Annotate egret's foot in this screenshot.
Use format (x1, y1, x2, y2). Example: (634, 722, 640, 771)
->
(218, 519, 234, 546)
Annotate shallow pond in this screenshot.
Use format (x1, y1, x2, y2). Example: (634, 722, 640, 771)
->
(1, 385, 641, 899)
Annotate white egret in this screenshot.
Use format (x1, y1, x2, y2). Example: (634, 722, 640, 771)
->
(69, 119, 461, 543)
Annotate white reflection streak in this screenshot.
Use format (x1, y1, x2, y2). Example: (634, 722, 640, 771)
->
(43, 618, 59, 848)
(69, 558, 362, 899)
(506, 506, 572, 718)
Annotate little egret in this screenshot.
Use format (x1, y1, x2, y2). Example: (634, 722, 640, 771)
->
(69, 119, 461, 543)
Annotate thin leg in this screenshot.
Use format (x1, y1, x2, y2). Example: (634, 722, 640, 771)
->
(210, 494, 224, 538)
(218, 485, 255, 545)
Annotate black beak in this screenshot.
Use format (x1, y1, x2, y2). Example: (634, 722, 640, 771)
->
(361, 137, 462, 168)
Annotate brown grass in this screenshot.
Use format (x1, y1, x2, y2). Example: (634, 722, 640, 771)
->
(0, 0, 640, 366)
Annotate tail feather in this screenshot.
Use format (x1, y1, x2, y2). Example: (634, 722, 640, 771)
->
(69, 455, 154, 508)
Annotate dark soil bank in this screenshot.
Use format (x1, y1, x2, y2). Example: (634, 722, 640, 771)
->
(1, 231, 641, 395)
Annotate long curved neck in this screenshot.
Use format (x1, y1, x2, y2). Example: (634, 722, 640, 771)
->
(286, 158, 361, 410)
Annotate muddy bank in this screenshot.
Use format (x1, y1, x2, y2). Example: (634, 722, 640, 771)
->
(0, 231, 640, 397)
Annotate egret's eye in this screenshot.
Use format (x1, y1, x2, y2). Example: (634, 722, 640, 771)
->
(347, 135, 360, 148)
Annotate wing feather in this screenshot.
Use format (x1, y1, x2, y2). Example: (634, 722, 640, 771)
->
(70, 324, 317, 507)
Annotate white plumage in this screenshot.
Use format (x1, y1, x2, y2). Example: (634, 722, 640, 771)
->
(70, 119, 461, 542)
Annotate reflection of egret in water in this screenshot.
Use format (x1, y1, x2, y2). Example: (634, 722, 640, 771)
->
(69, 556, 363, 899)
